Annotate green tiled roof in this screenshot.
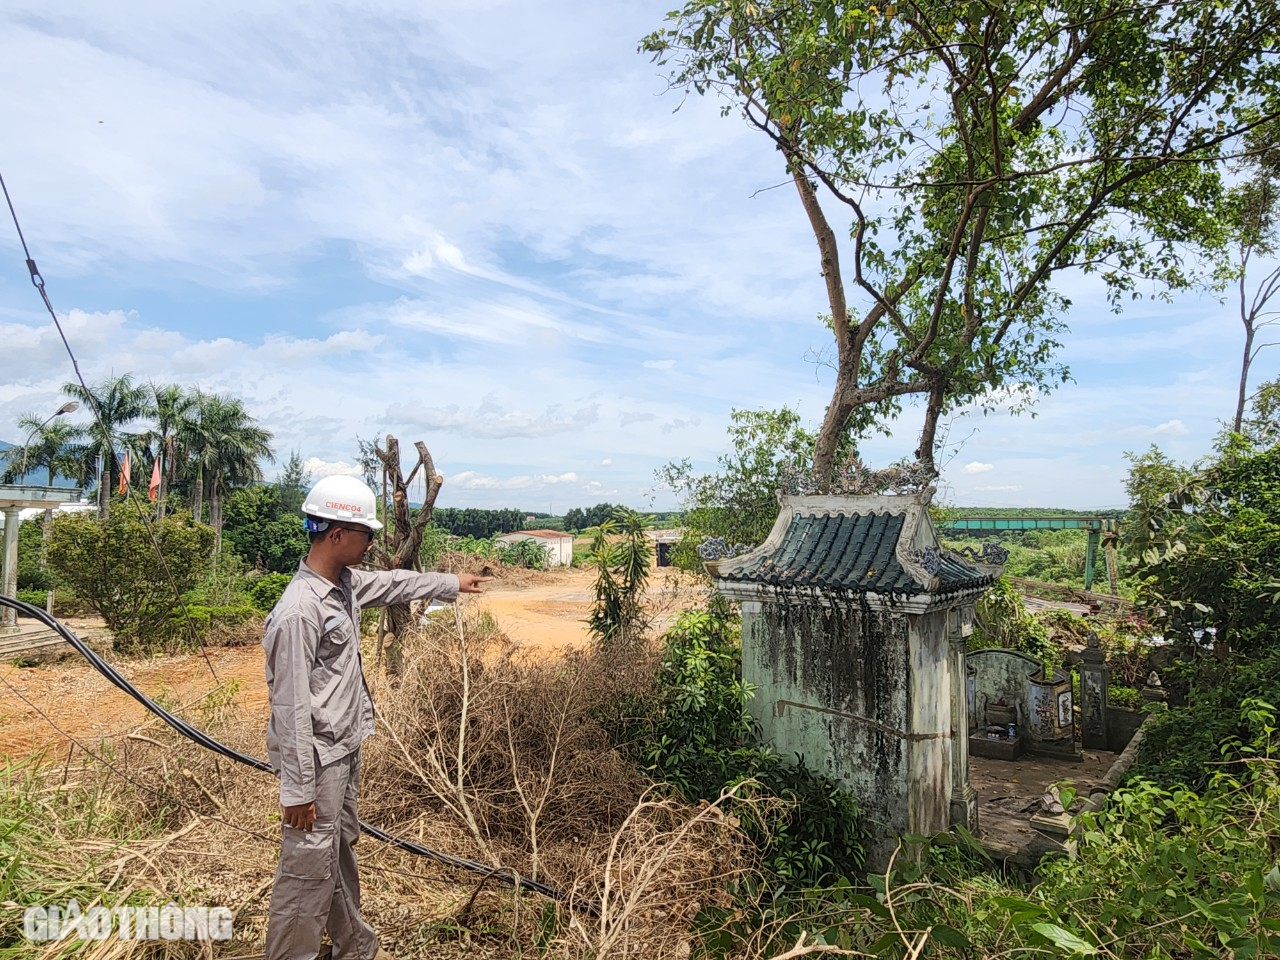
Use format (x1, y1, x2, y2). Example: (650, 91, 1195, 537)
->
(723, 511, 992, 595)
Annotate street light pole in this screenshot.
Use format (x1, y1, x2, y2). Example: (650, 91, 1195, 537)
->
(18, 400, 79, 481)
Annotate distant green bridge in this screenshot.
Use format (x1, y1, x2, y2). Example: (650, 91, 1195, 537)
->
(940, 516, 1120, 593)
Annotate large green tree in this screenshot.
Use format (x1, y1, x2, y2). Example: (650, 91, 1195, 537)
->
(62, 374, 151, 517)
(645, 0, 1280, 482)
(1127, 388, 1280, 659)
(183, 392, 273, 543)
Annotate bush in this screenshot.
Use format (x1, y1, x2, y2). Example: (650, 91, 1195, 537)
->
(179, 603, 260, 645)
(1133, 649, 1280, 789)
(249, 572, 292, 612)
(495, 537, 550, 570)
(16, 588, 47, 608)
(612, 607, 868, 890)
(46, 512, 216, 654)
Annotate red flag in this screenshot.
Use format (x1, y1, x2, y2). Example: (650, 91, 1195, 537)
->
(149, 456, 161, 502)
(117, 451, 130, 494)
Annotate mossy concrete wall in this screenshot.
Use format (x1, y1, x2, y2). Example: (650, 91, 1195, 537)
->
(742, 598, 954, 867)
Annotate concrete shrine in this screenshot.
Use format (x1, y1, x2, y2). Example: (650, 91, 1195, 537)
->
(710, 492, 1002, 868)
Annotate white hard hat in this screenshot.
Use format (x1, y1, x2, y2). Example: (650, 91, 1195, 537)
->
(302, 475, 384, 531)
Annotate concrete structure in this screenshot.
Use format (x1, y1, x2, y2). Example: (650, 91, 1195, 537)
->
(0, 485, 83, 632)
(494, 529, 574, 567)
(645, 528, 683, 567)
(712, 492, 1000, 867)
(968, 648, 1076, 760)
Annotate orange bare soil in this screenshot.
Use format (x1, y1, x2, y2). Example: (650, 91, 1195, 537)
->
(0, 566, 698, 760)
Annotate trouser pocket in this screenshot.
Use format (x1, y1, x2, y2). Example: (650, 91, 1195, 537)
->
(280, 823, 336, 880)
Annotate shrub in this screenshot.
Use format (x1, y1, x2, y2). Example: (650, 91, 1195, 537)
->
(46, 512, 216, 654)
(1133, 649, 1280, 789)
(249, 572, 292, 612)
(612, 607, 868, 890)
(180, 603, 260, 645)
(495, 537, 550, 570)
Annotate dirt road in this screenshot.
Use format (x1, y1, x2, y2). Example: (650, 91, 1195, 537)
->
(0, 568, 615, 759)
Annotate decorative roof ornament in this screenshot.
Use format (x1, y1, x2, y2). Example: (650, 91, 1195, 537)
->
(951, 541, 1010, 567)
(697, 537, 750, 561)
(910, 544, 943, 576)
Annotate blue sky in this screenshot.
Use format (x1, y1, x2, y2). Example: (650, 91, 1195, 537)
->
(1, 1, 1274, 513)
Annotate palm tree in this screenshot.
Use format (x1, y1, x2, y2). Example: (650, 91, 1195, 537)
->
(2, 414, 84, 486)
(143, 383, 196, 517)
(62, 374, 151, 518)
(184, 392, 273, 543)
(3, 415, 87, 552)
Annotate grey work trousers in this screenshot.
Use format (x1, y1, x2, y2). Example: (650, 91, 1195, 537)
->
(265, 749, 377, 960)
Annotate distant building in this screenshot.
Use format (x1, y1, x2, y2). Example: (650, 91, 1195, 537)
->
(495, 529, 574, 567)
(646, 528, 684, 567)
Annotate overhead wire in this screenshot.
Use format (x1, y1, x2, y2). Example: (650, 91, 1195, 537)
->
(0, 172, 591, 913)
(0, 169, 218, 681)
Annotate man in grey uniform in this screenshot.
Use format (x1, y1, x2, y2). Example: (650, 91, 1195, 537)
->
(262, 475, 488, 960)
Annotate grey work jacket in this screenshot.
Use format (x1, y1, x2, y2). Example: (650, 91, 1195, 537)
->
(263, 558, 460, 806)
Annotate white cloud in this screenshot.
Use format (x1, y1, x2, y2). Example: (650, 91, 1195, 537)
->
(643, 359, 675, 370)
(386, 397, 599, 439)
(974, 484, 1024, 493)
(304, 458, 362, 479)
(661, 417, 701, 434)
(600, 457, 613, 466)
(1152, 419, 1189, 436)
(961, 461, 994, 474)
(449, 470, 580, 491)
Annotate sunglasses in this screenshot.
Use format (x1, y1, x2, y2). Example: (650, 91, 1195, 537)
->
(335, 524, 375, 543)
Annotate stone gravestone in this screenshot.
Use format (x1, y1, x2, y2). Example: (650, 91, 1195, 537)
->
(712, 492, 1000, 868)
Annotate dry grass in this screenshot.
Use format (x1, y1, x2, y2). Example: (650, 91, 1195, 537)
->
(2, 604, 758, 960)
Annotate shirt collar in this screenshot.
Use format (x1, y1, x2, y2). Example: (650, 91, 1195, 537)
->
(296, 558, 350, 598)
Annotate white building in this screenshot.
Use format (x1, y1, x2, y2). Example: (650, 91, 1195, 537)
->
(494, 529, 575, 567)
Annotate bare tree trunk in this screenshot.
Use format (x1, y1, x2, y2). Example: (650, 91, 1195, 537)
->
(1235, 325, 1255, 434)
(915, 378, 948, 475)
(790, 165, 856, 487)
(192, 465, 204, 523)
(99, 453, 111, 519)
(210, 476, 223, 553)
(370, 436, 444, 675)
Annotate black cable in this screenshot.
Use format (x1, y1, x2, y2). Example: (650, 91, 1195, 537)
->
(0, 593, 592, 912)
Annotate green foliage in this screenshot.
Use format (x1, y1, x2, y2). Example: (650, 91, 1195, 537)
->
(1128, 436, 1280, 657)
(659, 407, 816, 569)
(495, 537, 550, 570)
(180, 603, 257, 637)
(971, 577, 1058, 668)
(563, 503, 621, 532)
(46, 511, 215, 653)
(616, 608, 868, 891)
(431, 507, 525, 539)
(15, 518, 52, 591)
(417, 522, 451, 569)
(1135, 649, 1280, 790)
(274, 450, 311, 515)
(249, 572, 293, 613)
(587, 509, 652, 650)
(1038, 711, 1280, 957)
(1107, 684, 1143, 712)
(643, 0, 1274, 474)
(221, 483, 309, 573)
(15, 588, 47, 608)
